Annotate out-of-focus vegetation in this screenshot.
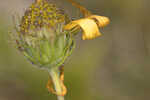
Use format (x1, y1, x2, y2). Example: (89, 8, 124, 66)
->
(0, 0, 150, 100)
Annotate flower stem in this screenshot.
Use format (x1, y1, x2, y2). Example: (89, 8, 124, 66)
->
(49, 68, 64, 100)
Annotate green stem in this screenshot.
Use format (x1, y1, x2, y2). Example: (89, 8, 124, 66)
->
(49, 68, 64, 100)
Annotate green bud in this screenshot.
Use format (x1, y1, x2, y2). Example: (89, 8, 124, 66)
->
(12, 0, 75, 70)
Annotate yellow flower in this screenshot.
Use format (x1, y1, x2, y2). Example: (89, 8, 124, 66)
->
(64, 0, 110, 40)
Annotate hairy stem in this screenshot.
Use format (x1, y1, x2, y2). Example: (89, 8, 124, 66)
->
(49, 68, 64, 100)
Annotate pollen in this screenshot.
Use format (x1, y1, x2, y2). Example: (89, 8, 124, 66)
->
(20, 0, 66, 34)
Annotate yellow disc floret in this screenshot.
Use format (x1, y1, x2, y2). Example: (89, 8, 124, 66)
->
(20, 0, 67, 34)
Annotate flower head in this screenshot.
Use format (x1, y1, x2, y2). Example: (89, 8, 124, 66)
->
(10, 0, 110, 97)
(12, 0, 74, 69)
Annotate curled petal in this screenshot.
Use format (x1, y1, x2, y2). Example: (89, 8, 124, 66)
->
(88, 15, 110, 27)
(65, 0, 110, 40)
(67, 0, 91, 17)
(64, 18, 101, 40)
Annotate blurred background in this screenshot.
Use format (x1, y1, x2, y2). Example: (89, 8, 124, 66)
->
(0, 0, 150, 100)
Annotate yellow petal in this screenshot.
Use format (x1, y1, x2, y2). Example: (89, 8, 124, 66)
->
(67, 0, 91, 17)
(63, 21, 78, 30)
(64, 18, 102, 40)
(88, 15, 110, 27)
